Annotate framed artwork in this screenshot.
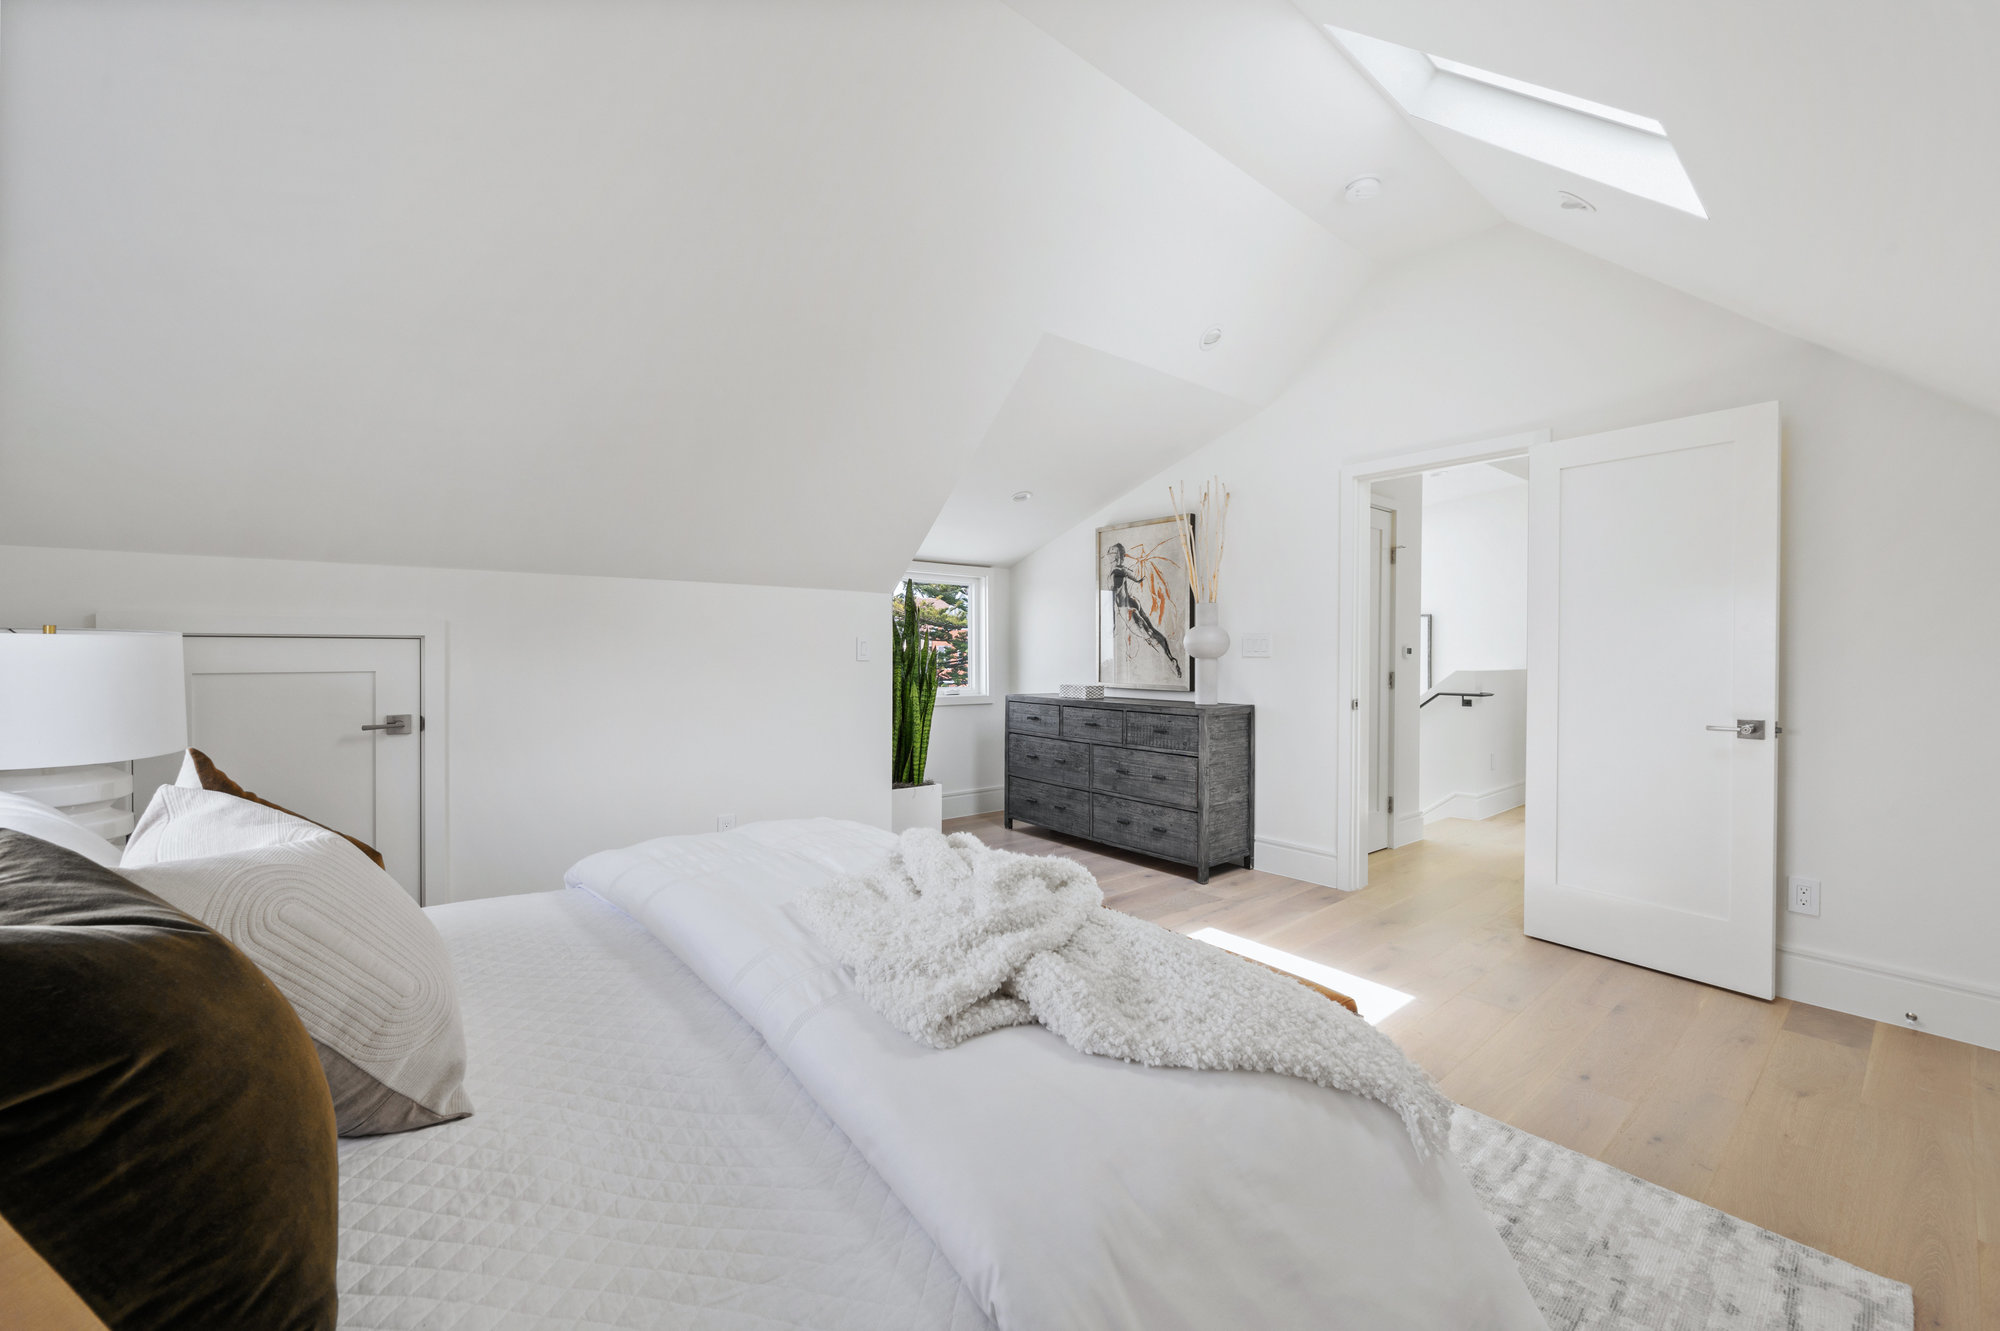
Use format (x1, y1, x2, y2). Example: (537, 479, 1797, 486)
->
(1097, 514, 1194, 692)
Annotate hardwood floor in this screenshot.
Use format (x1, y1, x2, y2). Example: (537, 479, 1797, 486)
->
(950, 807, 1994, 1329)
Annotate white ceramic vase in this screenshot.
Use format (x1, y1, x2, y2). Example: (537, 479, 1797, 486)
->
(889, 780, 943, 833)
(1184, 602, 1229, 705)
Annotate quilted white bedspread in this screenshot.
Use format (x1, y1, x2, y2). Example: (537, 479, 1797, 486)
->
(335, 888, 993, 1330)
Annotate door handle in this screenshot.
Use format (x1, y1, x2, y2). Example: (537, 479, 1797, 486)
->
(1706, 720, 1766, 739)
(362, 714, 413, 736)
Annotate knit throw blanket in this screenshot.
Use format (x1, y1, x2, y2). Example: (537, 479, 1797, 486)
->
(792, 829, 1453, 1157)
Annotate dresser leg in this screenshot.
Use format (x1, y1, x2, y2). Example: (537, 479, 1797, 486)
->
(1242, 855, 1254, 870)
(1004, 816, 1013, 829)
(1195, 864, 1210, 885)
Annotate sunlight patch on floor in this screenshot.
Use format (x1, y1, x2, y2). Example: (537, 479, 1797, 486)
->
(1190, 928, 1415, 1025)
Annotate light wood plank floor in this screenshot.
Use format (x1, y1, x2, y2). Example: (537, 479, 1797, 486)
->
(950, 807, 1995, 1329)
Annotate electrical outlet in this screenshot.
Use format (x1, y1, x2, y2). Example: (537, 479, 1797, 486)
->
(854, 637, 870, 662)
(1787, 875, 1821, 917)
(1240, 633, 1272, 659)
(715, 813, 737, 832)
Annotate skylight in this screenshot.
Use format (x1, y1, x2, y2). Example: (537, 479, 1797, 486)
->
(1425, 55, 1667, 137)
(1325, 27, 1706, 219)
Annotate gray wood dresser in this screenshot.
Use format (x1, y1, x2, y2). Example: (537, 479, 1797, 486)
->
(1003, 693, 1254, 884)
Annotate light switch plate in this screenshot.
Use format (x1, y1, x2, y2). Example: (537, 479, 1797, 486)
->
(854, 637, 871, 661)
(1240, 633, 1272, 658)
(715, 813, 738, 832)
(1787, 875, 1821, 917)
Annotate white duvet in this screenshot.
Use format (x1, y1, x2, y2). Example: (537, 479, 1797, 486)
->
(568, 819, 1547, 1331)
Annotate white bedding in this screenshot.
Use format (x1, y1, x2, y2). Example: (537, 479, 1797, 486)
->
(569, 819, 1548, 1331)
(336, 888, 992, 1330)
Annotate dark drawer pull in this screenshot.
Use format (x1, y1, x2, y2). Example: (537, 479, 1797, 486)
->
(1152, 727, 1169, 734)
(1115, 767, 1129, 775)
(1151, 774, 1165, 782)
(1152, 826, 1168, 835)
(1083, 721, 1101, 728)
(1024, 797, 1040, 806)
(1115, 818, 1132, 826)
(1026, 755, 1040, 762)
(1053, 803, 1068, 812)
(1055, 759, 1068, 766)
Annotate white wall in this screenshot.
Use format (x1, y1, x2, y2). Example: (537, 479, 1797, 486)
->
(1420, 669, 1526, 822)
(1422, 483, 1527, 679)
(914, 564, 1013, 819)
(1011, 223, 2000, 1048)
(1418, 481, 1527, 821)
(0, 544, 885, 903)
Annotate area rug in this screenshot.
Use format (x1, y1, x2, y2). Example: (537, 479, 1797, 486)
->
(1455, 1109, 1914, 1330)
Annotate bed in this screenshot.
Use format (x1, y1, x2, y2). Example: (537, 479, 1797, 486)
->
(338, 819, 1546, 1329)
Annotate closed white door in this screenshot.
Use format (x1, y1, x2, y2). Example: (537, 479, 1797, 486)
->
(1525, 402, 1780, 998)
(134, 636, 423, 900)
(1365, 506, 1396, 854)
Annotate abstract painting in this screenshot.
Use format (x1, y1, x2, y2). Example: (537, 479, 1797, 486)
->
(1097, 514, 1193, 692)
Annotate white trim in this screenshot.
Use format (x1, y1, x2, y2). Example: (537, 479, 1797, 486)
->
(1336, 430, 1548, 892)
(1779, 944, 2000, 1053)
(1252, 834, 1341, 888)
(942, 784, 1004, 819)
(1389, 812, 1427, 847)
(1422, 781, 1525, 826)
(94, 609, 451, 906)
(903, 561, 989, 701)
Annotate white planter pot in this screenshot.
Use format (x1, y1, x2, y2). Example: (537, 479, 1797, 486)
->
(889, 780, 943, 833)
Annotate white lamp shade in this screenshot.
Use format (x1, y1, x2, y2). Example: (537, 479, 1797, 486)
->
(0, 630, 189, 767)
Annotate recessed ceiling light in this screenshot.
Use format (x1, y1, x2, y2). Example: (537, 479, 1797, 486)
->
(1198, 326, 1223, 350)
(1343, 175, 1383, 203)
(1557, 190, 1596, 212)
(1012, 490, 1032, 503)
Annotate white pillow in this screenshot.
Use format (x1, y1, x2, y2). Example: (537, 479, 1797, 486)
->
(122, 831, 473, 1137)
(123, 784, 325, 868)
(0, 790, 122, 867)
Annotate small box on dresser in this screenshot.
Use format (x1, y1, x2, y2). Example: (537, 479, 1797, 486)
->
(1003, 694, 1253, 884)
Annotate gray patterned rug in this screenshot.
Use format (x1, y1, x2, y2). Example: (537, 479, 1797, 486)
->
(1455, 1109, 1913, 1330)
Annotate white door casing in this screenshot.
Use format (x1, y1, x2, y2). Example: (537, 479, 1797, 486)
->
(1525, 402, 1781, 998)
(1366, 506, 1396, 854)
(134, 636, 424, 901)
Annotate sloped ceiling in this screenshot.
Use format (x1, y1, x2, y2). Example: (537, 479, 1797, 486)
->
(1296, 0, 2000, 419)
(0, 0, 1368, 591)
(917, 335, 1255, 566)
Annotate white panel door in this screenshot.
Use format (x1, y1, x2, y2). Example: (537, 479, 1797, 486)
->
(134, 636, 423, 901)
(1365, 506, 1395, 854)
(1526, 402, 1780, 998)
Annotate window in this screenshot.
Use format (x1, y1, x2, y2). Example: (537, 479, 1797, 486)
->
(1324, 27, 1706, 218)
(891, 563, 988, 702)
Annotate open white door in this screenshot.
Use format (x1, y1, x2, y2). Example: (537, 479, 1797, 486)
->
(1365, 506, 1396, 854)
(1526, 402, 1780, 998)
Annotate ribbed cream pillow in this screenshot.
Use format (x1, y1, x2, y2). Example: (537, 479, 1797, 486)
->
(122, 830, 473, 1137)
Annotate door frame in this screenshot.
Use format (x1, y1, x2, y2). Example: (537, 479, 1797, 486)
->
(1335, 429, 1547, 891)
(1365, 504, 1396, 854)
(96, 611, 450, 903)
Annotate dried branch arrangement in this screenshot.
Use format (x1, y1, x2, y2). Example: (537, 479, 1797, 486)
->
(1169, 476, 1230, 604)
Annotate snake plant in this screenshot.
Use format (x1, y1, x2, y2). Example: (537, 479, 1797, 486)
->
(892, 578, 941, 785)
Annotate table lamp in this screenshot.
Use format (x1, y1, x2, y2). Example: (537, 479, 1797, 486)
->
(0, 627, 189, 840)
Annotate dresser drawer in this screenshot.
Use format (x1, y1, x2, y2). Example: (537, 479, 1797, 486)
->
(1091, 745, 1198, 810)
(1093, 794, 1197, 865)
(1007, 734, 1090, 789)
(1006, 777, 1090, 837)
(1007, 700, 1061, 734)
(1123, 710, 1198, 753)
(1060, 705, 1123, 742)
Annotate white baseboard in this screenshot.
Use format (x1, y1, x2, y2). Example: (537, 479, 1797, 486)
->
(1252, 835, 1341, 889)
(1778, 944, 2000, 1052)
(1389, 812, 1427, 848)
(1423, 781, 1525, 826)
(942, 784, 1004, 820)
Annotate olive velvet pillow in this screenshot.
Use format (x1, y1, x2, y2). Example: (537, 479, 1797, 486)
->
(0, 830, 338, 1330)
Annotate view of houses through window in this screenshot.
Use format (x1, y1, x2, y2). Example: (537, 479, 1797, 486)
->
(892, 572, 978, 693)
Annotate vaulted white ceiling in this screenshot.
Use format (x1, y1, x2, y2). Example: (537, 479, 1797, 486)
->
(0, 0, 1365, 591)
(7, 0, 1996, 592)
(1296, 0, 2000, 419)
